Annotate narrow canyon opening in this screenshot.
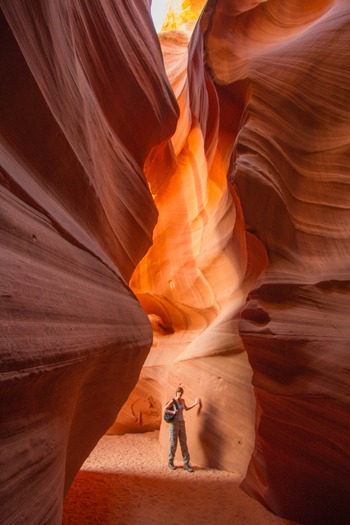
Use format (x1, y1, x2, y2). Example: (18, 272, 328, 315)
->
(63, 1, 270, 522)
(106, 0, 264, 477)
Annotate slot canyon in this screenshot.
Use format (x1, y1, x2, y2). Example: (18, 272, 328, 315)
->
(1, 1, 349, 524)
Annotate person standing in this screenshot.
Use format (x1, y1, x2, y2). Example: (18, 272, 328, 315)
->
(163, 386, 200, 472)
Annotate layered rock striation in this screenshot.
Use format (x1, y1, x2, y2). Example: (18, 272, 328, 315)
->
(110, 9, 267, 480)
(206, 1, 350, 523)
(1, 1, 176, 523)
(113, 1, 350, 524)
(1, 1, 350, 525)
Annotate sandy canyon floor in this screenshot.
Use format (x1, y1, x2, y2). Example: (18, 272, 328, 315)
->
(63, 431, 300, 525)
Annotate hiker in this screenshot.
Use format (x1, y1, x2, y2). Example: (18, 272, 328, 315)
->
(163, 386, 200, 472)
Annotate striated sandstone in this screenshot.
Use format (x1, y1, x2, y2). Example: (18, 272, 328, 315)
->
(110, 11, 267, 481)
(206, 0, 350, 523)
(0, 1, 177, 523)
(112, 1, 350, 524)
(1, 1, 350, 524)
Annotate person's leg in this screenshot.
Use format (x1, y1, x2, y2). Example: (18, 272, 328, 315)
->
(168, 421, 179, 468)
(178, 422, 190, 466)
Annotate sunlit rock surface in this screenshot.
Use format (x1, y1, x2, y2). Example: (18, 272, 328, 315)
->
(0, 1, 177, 523)
(110, 13, 267, 482)
(112, 1, 350, 524)
(1, 1, 350, 525)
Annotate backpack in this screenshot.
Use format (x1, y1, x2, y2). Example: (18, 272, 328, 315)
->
(163, 398, 179, 423)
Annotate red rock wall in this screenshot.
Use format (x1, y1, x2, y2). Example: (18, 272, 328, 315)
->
(1, 1, 350, 524)
(109, 16, 267, 481)
(205, 0, 350, 523)
(111, 1, 350, 524)
(0, 1, 177, 523)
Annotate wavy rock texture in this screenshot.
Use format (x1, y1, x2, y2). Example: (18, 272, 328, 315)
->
(205, 0, 350, 523)
(0, 1, 177, 524)
(1, 1, 350, 525)
(111, 1, 350, 524)
(110, 17, 267, 480)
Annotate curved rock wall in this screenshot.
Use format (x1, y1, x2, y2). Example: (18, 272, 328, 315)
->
(1, 1, 350, 524)
(1, 1, 177, 523)
(110, 15, 267, 479)
(111, 1, 350, 524)
(205, 0, 350, 523)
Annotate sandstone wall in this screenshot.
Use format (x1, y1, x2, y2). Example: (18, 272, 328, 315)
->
(112, 1, 350, 524)
(208, 1, 350, 523)
(1, 1, 177, 523)
(1, 1, 350, 524)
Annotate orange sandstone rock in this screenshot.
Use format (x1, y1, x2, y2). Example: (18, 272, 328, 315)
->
(114, 1, 350, 524)
(1, 1, 350, 524)
(112, 5, 267, 483)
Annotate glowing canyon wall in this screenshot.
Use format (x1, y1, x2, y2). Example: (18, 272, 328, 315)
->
(1, 1, 350, 525)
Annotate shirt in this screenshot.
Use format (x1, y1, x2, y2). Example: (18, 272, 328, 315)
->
(175, 401, 185, 422)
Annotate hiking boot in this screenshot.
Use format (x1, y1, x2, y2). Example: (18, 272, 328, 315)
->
(168, 462, 176, 470)
(184, 464, 193, 472)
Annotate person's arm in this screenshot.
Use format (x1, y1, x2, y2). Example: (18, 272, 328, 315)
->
(163, 399, 178, 415)
(184, 397, 200, 411)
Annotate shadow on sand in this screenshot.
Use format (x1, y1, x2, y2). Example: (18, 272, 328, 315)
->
(63, 468, 297, 525)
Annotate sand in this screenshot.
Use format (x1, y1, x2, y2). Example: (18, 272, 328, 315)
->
(63, 431, 299, 525)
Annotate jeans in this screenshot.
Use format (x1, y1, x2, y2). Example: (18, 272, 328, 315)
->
(168, 420, 190, 465)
